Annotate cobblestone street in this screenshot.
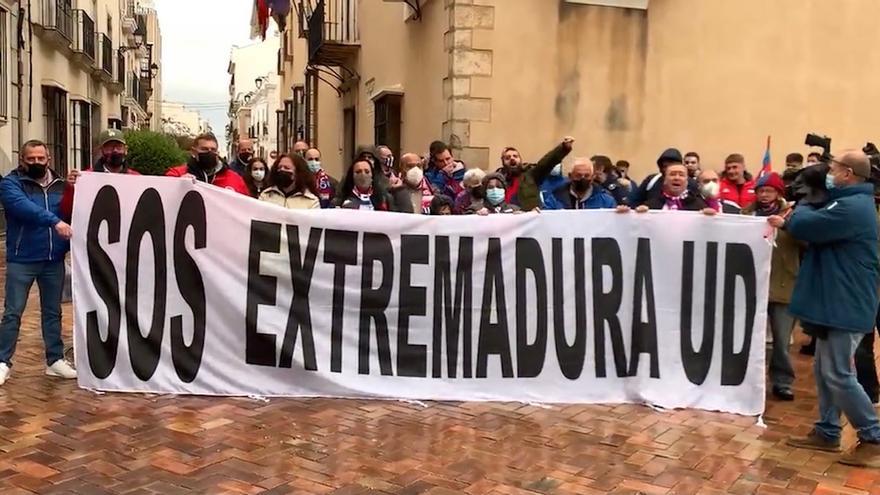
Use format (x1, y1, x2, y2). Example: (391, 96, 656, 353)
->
(0, 254, 879, 495)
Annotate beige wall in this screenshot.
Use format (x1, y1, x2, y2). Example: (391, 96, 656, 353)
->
(282, 0, 880, 182)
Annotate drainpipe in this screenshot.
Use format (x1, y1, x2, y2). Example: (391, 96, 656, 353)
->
(15, 1, 26, 150)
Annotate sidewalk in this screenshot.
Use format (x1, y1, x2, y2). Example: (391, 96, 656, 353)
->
(0, 247, 878, 494)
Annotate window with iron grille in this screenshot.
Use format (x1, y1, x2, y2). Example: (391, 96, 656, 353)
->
(292, 86, 305, 144)
(0, 8, 7, 121)
(304, 70, 318, 146)
(282, 99, 293, 152)
(374, 93, 402, 162)
(42, 86, 68, 177)
(70, 99, 92, 171)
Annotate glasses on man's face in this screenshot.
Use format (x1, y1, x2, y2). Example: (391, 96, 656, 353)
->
(700, 178, 718, 185)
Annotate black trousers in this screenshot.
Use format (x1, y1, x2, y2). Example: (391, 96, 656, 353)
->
(855, 311, 880, 402)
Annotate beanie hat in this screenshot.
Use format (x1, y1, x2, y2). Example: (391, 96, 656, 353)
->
(755, 172, 785, 195)
(482, 172, 508, 189)
(656, 148, 683, 169)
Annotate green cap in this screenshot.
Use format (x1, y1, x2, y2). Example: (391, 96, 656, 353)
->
(98, 128, 126, 147)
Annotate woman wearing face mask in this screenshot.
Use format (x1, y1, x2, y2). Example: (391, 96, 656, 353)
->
(467, 173, 521, 215)
(454, 168, 487, 214)
(244, 158, 270, 198)
(333, 159, 395, 211)
(259, 154, 320, 209)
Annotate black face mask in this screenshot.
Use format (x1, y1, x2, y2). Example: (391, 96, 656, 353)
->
(471, 186, 485, 199)
(108, 152, 126, 169)
(572, 178, 591, 193)
(239, 152, 253, 163)
(274, 171, 295, 189)
(24, 163, 48, 179)
(195, 152, 217, 171)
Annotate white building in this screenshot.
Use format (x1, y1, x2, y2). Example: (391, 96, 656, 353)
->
(161, 101, 209, 137)
(226, 36, 280, 159)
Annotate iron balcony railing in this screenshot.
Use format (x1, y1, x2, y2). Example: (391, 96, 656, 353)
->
(117, 52, 126, 85)
(100, 34, 113, 76)
(307, 0, 358, 63)
(72, 9, 95, 60)
(41, 0, 73, 42)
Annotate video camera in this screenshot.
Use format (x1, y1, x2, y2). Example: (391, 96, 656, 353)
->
(790, 133, 880, 205)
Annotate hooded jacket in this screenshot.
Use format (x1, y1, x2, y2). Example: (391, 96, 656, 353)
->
(166, 159, 249, 196)
(0, 168, 70, 263)
(786, 183, 880, 333)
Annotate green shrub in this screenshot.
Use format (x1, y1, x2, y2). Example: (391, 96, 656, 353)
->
(124, 130, 188, 176)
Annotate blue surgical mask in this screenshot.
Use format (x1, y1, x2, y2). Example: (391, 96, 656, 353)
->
(307, 160, 322, 173)
(551, 163, 562, 177)
(825, 173, 836, 190)
(486, 187, 505, 206)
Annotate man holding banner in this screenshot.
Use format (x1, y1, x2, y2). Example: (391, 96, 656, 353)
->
(777, 149, 880, 468)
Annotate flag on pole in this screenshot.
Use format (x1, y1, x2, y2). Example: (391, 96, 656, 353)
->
(759, 135, 772, 179)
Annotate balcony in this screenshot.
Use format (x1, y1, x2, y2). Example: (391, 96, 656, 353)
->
(97, 34, 114, 83)
(108, 52, 125, 94)
(307, 0, 359, 67)
(33, 0, 73, 51)
(70, 10, 95, 70)
(122, 0, 138, 37)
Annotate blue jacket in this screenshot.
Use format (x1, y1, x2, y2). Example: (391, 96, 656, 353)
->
(787, 183, 880, 333)
(543, 182, 617, 210)
(0, 169, 69, 263)
(538, 170, 567, 208)
(425, 165, 465, 199)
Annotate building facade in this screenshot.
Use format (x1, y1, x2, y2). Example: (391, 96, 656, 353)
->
(226, 37, 281, 159)
(160, 101, 210, 137)
(0, 0, 162, 178)
(276, 0, 880, 180)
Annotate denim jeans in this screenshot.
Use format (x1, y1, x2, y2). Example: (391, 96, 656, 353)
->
(0, 261, 65, 366)
(768, 303, 795, 391)
(814, 331, 880, 443)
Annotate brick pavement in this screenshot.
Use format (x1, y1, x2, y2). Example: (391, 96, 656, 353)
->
(0, 257, 879, 494)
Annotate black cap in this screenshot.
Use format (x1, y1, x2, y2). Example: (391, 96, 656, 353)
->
(657, 148, 683, 169)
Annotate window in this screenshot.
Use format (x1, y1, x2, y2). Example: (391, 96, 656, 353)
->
(42, 86, 68, 177)
(283, 99, 293, 152)
(0, 8, 7, 121)
(304, 70, 318, 146)
(276, 109, 285, 154)
(374, 93, 402, 161)
(108, 117, 123, 130)
(292, 85, 305, 144)
(70, 100, 92, 170)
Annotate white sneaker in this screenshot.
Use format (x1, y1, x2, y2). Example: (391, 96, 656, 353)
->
(0, 363, 9, 385)
(46, 360, 77, 379)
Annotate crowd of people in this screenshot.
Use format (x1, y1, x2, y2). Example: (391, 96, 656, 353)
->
(1, 128, 879, 467)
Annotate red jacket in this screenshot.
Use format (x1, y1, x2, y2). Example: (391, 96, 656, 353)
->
(166, 164, 250, 196)
(719, 177, 756, 209)
(60, 164, 141, 221)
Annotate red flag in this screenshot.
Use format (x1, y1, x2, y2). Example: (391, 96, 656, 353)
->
(257, 0, 269, 40)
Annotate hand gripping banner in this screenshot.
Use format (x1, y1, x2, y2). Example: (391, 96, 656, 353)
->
(71, 174, 771, 415)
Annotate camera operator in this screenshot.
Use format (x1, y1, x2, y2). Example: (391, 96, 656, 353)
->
(770, 150, 880, 467)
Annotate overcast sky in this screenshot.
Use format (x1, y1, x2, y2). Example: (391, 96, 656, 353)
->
(154, 0, 253, 152)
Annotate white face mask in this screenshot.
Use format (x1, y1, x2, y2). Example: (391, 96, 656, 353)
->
(406, 166, 424, 186)
(251, 169, 266, 182)
(700, 181, 720, 198)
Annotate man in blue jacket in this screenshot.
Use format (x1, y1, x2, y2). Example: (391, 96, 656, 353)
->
(770, 150, 880, 467)
(0, 140, 76, 385)
(542, 157, 617, 210)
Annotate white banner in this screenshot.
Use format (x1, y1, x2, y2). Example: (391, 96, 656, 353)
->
(71, 174, 771, 415)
